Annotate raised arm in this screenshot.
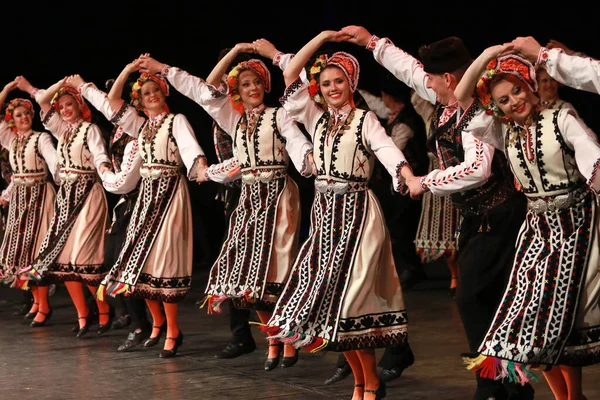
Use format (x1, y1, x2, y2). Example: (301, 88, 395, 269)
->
(206, 43, 255, 87)
(282, 30, 350, 87)
(454, 44, 514, 111)
(0, 80, 17, 106)
(16, 76, 64, 115)
(66, 74, 119, 121)
(108, 58, 144, 109)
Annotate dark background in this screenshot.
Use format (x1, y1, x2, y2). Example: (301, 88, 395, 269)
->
(3, 1, 598, 266)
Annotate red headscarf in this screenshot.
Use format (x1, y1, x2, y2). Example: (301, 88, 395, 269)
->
(307, 51, 360, 106)
(4, 98, 34, 133)
(51, 87, 92, 122)
(227, 59, 271, 114)
(130, 73, 170, 115)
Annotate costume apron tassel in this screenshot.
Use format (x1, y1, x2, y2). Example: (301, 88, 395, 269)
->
(96, 284, 107, 302)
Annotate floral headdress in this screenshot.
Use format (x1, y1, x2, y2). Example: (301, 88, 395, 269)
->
(476, 54, 537, 118)
(4, 98, 34, 133)
(130, 73, 170, 114)
(307, 51, 360, 105)
(227, 59, 271, 114)
(51, 87, 92, 122)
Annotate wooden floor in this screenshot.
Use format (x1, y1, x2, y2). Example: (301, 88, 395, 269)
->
(1, 266, 599, 400)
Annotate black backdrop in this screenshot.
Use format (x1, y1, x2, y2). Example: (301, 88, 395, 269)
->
(3, 1, 598, 266)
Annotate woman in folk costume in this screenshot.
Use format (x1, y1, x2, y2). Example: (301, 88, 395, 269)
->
(0, 80, 57, 327)
(137, 46, 314, 369)
(16, 76, 112, 337)
(95, 56, 206, 358)
(265, 30, 414, 400)
(455, 46, 600, 400)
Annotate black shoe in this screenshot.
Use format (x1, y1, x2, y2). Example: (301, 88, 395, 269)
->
(76, 315, 91, 338)
(324, 364, 353, 385)
(215, 341, 257, 359)
(280, 350, 299, 368)
(379, 346, 415, 382)
(400, 268, 426, 291)
(117, 330, 150, 352)
(72, 312, 98, 332)
(13, 302, 32, 317)
(97, 312, 113, 336)
(143, 323, 166, 347)
(24, 302, 39, 319)
(264, 342, 283, 371)
(30, 308, 53, 328)
(365, 381, 386, 400)
(159, 331, 183, 358)
(111, 315, 131, 330)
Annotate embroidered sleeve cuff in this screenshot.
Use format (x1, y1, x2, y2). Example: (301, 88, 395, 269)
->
(588, 159, 600, 194)
(300, 149, 314, 177)
(273, 52, 284, 67)
(160, 64, 171, 77)
(419, 176, 430, 192)
(536, 47, 550, 67)
(109, 101, 129, 124)
(366, 35, 381, 51)
(395, 161, 411, 195)
(189, 154, 207, 181)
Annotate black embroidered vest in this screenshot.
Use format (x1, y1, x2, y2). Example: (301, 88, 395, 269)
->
(429, 104, 517, 216)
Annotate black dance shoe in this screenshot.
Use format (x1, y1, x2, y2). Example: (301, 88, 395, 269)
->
(324, 363, 353, 385)
(215, 341, 257, 359)
(143, 323, 166, 347)
(159, 331, 184, 359)
(24, 303, 39, 320)
(30, 308, 53, 328)
(365, 381, 386, 400)
(379, 346, 415, 383)
(97, 312, 113, 336)
(280, 349, 299, 368)
(117, 330, 150, 352)
(264, 342, 283, 371)
(76, 315, 92, 338)
(111, 314, 131, 330)
(14, 301, 32, 317)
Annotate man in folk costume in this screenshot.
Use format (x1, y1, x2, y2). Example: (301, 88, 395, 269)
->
(341, 26, 534, 400)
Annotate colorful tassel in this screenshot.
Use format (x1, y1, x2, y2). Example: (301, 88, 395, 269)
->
(114, 283, 130, 295)
(96, 284, 107, 302)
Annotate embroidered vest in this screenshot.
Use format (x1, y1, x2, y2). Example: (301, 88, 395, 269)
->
(430, 104, 517, 216)
(505, 109, 586, 197)
(57, 121, 94, 171)
(233, 107, 287, 170)
(10, 131, 48, 174)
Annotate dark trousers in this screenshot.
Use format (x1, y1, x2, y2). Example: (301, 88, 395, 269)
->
(455, 195, 534, 400)
(388, 194, 423, 276)
(104, 194, 150, 333)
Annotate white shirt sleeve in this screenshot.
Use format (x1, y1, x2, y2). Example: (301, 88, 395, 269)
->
(1, 180, 14, 203)
(87, 124, 111, 171)
(165, 66, 240, 135)
(364, 111, 409, 192)
(80, 83, 119, 121)
(101, 139, 142, 194)
(279, 79, 324, 138)
(172, 114, 205, 180)
(558, 108, 600, 192)
(371, 37, 437, 105)
(276, 108, 313, 176)
(39, 132, 59, 183)
(0, 121, 15, 150)
(273, 52, 309, 84)
(465, 108, 506, 152)
(543, 48, 600, 94)
(422, 130, 495, 196)
(41, 108, 68, 140)
(206, 157, 241, 183)
(357, 89, 390, 119)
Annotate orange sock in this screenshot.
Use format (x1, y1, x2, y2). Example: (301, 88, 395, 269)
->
(29, 286, 40, 314)
(145, 299, 165, 338)
(64, 281, 89, 328)
(256, 311, 282, 358)
(87, 285, 110, 325)
(356, 348, 381, 398)
(33, 285, 50, 323)
(163, 302, 180, 351)
(345, 351, 365, 400)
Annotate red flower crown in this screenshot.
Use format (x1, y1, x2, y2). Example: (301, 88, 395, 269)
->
(51, 87, 92, 122)
(226, 59, 271, 114)
(130, 73, 170, 115)
(4, 98, 34, 133)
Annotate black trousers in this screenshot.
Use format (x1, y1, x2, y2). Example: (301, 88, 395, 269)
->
(455, 195, 534, 400)
(104, 194, 151, 333)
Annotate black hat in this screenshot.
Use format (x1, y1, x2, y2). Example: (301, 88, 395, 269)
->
(418, 36, 472, 74)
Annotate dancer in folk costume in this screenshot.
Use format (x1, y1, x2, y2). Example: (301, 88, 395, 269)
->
(410, 90, 461, 296)
(17, 76, 112, 337)
(0, 80, 57, 327)
(95, 56, 206, 358)
(455, 46, 600, 400)
(138, 45, 313, 369)
(64, 74, 154, 351)
(265, 30, 415, 400)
